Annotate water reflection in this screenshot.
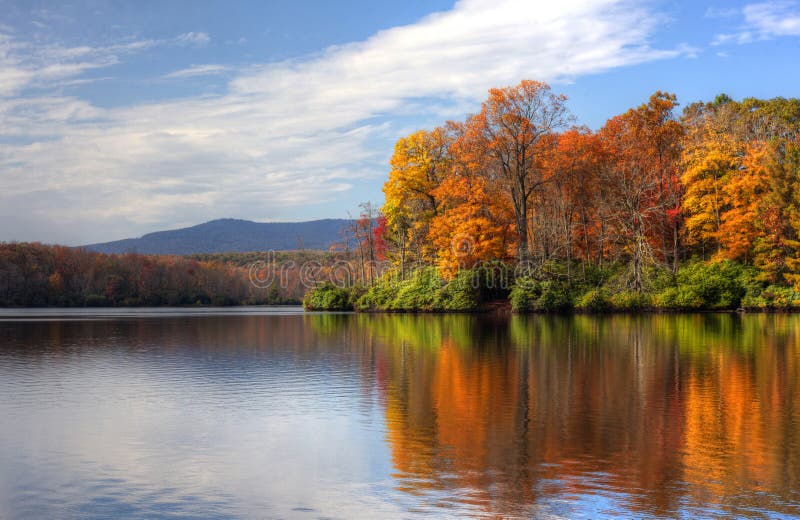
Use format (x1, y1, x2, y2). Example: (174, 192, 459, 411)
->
(1, 312, 799, 518)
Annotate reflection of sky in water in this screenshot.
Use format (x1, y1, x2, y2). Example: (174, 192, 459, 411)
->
(0, 316, 398, 519)
(1, 310, 800, 518)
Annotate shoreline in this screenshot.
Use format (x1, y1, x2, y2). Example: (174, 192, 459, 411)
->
(4, 303, 800, 314)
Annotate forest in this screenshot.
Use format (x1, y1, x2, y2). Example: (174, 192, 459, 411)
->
(0, 243, 308, 307)
(305, 80, 800, 312)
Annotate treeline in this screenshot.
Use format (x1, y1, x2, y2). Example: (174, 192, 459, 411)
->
(307, 80, 800, 312)
(188, 250, 333, 269)
(0, 243, 298, 307)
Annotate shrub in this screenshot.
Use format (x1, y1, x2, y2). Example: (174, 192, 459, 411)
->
(674, 260, 746, 309)
(511, 277, 572, 312)
(653, 286, 704, 310)
(742, 285, 800, 310)
(302, 282, 353, 311)
(392, 268, 444, 310)
(575, 289, 611, 312)
(509, 277, 540, 312)
(356, 267, 482, 312)
(609, 291, 650, 311)
(645, 266, 677, 294)
(346, 285, 367, 308)
(581, 262, 622, 288)
(84, 294, 109, 307)
(435, 269, 479, 311)
(537, 281, 573, 311)
(356, 276, 400, 311)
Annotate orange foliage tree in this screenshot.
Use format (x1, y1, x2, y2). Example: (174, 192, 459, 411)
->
(468, 80, 571, 264)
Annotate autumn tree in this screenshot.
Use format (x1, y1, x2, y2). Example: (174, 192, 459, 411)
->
(598, 93, 683, 289)
(772, 140, 800, 287)
(538, 128, 603, 278)
(680, 121, 741, 256)
(643, 93, 684, 269)
(382, 127, 451, 274)
(682, 95, 800, 277)
(469, 80, 571, 264)
(428, 168, 516, 278)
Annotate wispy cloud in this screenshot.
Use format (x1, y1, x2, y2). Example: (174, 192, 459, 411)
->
(164, 64, 230, 79)
(0, 32, 189, 97)
(174, 32, 211, 47)
(705, 6, 740, 19)
(713, 1, 800, 44)
(0, 0, 690, 244)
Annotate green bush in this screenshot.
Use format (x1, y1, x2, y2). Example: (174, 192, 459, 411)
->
(392, 268, 444, 310)
(645, 265, 677, 294)
(537, 281, 573, 311)
(355, 267, 482, 312)
(675, 260, 745, 309)
(303, 260, 793, 313)
(649, 260, 746, 310)
(510, 277, 572, 312)
(741, 285, 800, 310)
(84, 294, 109, 307)
(575, 288, 611, 312)
(435, 269, 479, 311)
(653, 286, 704, 310)
(302, 282, 353, 311)
(509, 277, 540, 312)
(609, 291, 650, 311)
(355, 276, 400, 310)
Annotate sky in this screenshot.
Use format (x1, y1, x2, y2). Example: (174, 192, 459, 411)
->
(1, 0, 800, 245)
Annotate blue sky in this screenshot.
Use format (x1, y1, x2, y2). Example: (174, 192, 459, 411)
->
(1, 0, 799, 245)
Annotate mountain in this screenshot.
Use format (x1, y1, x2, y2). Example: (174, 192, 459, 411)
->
(83, 218, 354, 255)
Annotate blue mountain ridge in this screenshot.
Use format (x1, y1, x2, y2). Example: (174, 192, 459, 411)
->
(83, 218, 355, 254)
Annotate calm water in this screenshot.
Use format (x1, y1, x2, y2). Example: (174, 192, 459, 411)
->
(1, 308, 799, 519)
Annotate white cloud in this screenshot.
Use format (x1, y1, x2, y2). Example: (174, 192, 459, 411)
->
(164, 64, 230, 79)
(745, 1, 800, 35)
(0, 0, 690, 244)
(713, 1, 800, 44)
(174, 32, 211, 46)
(705, 6, 740, 19)
(0, 32, 160, 98)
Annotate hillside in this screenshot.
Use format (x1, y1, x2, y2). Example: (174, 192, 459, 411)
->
(83, 218, 353, 255)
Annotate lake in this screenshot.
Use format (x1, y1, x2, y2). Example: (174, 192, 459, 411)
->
(1, 308, 799, 519)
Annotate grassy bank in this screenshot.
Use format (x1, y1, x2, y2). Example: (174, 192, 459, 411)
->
(302, 260, 800, 313)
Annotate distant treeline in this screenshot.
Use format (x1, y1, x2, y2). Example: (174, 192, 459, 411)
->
(188, 250, 335, 268)
(0, 243, 308, 307)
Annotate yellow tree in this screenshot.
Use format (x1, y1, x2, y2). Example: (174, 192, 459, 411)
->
(716, 143, 770, 262)
(681, 125, 741, 255)
(382, 127, 451, 273)
(756, 139, 800, 284)
(779, 140, 800, 288)
(715, 138, 800, 284)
